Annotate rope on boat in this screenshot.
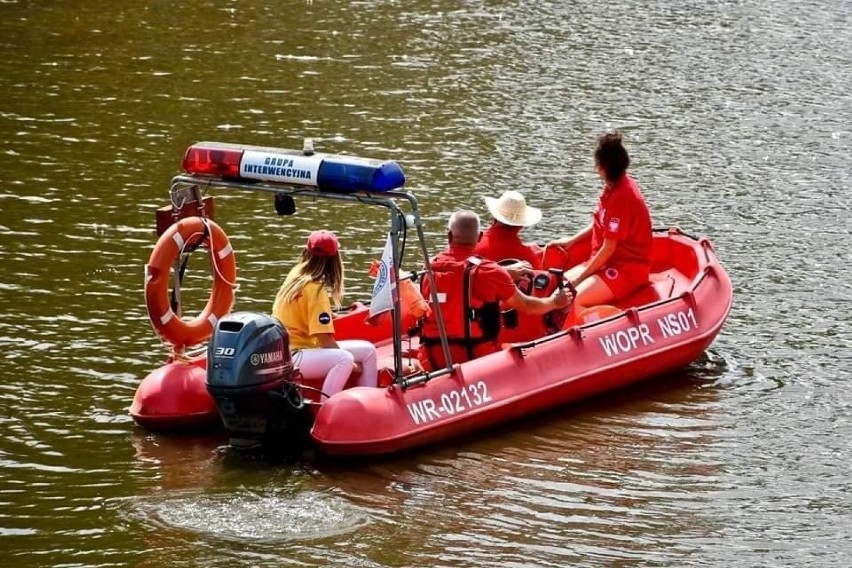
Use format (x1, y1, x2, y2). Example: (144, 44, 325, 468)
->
(202, 217, 239, 292)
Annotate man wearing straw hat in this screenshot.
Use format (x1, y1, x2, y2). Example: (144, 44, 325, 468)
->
(418, 210, 569, 371)
(475, 190, 544, 270)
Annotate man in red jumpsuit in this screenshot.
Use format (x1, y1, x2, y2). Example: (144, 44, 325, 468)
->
(418, 210, 569, 371)
(474, 190, 543, 270)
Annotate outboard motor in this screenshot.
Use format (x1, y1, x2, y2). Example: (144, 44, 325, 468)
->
(206, 312, 313, 458)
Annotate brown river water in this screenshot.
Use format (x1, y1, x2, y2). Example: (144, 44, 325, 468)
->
(1, 1, 850, 566)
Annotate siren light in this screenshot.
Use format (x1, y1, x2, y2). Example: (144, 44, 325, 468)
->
(180, 141, 406, 193)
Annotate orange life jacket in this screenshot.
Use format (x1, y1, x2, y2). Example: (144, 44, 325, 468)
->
(420, 254, 500, 364)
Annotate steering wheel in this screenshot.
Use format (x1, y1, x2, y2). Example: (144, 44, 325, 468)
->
(497, 258, 533, 295)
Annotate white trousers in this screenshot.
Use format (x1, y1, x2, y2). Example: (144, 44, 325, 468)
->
(294, 339, 378, 400)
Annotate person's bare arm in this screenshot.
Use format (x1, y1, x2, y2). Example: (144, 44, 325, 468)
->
(503, 261, 533, 282)
(568, 237, 617, 287)
(314, 333, 338, 349)
(548, 223, 592, 248)
(504, 287, 570, 315)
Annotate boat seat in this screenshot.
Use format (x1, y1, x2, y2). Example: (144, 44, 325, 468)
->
(616, 273, 677, 309)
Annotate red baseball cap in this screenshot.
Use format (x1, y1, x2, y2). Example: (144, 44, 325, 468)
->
(306, 230, 339, 256)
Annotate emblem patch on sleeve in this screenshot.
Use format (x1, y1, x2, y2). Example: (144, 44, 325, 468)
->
(318, 312, 331, 325)
(608, 217, 620, 233)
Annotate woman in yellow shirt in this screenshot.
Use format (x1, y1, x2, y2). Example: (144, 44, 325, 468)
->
(272, 230, 378, 399)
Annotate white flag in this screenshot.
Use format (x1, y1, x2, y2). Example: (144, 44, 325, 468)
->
(369, 234, 397, 318)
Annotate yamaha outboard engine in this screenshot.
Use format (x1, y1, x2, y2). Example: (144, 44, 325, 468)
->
(206, 312, 313, 458)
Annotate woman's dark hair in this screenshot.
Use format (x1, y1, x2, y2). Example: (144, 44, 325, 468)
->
(594, 130, 630, 182)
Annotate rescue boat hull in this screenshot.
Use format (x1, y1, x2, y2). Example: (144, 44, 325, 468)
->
(129, 358, 221, 431)
(311, 229, 732, 456)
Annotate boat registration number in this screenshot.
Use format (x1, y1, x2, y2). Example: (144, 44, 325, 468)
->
(406, 381, 493, 425)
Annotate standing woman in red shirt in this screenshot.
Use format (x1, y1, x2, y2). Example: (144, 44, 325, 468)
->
(549, 130, 652, 315)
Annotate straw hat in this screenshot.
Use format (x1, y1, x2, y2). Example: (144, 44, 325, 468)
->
(483, 191, 542, 227)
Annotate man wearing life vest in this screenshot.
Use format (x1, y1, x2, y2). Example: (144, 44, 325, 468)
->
(418, 210, 570, 371)
(475, 190, 544, 270)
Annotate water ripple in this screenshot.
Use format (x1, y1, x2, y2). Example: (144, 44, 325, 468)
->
(130, 489, 369, 543)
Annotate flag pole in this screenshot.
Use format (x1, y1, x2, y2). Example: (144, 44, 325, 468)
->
(389, 211, 404, 382)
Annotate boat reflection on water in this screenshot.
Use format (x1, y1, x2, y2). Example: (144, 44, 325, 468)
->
(124, 354, 727, 566)
(316, 353, 726, 493)
(285, 359, 730, 565)
(130, 431, 226, 490)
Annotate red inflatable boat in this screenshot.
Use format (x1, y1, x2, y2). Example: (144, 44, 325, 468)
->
(131, 141, 733, 458)
(313, 228, 731, 456)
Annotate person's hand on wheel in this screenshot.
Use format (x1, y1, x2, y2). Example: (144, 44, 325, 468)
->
(505, 261, 533, 283)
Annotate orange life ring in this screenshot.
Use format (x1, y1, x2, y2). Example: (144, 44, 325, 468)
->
(144, 217, 237, 349)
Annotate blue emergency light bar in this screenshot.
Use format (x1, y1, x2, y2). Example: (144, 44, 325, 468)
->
(181, 141, 406, 193)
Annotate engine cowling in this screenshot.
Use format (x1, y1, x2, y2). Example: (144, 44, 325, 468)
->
(205, 312, 310, 456)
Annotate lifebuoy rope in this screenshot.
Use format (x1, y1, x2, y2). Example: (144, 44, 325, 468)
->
(168, 219, 239, 315)
(169, 225, 206, 315)
(202, 217, 239, 292)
